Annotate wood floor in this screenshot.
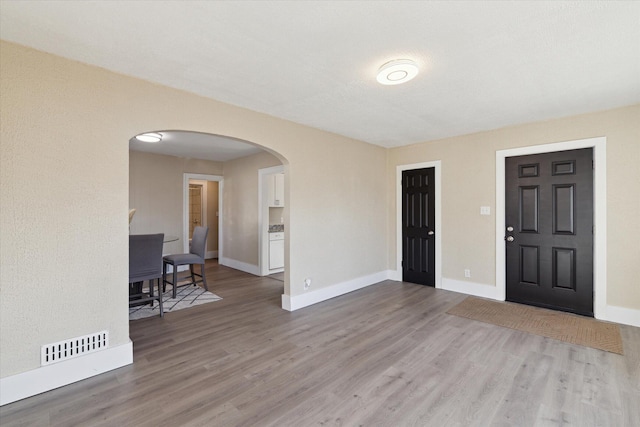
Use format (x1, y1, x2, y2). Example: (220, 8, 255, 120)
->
(2, 260, 639, 426)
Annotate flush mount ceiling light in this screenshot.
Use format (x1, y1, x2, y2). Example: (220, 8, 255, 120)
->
(376, 59, 419, 85)
(134, 132, 162, 143)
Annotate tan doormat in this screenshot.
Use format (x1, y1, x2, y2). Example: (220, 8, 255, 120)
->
(447, 297, 623, 354)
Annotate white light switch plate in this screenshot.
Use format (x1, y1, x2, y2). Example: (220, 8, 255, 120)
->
(480, 206, 491, 215)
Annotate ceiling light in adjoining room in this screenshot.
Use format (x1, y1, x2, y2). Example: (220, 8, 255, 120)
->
(134, 132, 163, 143)
(376, 59, 419, 85)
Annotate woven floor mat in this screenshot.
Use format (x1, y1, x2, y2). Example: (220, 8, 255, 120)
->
(447, 297, 623, 354)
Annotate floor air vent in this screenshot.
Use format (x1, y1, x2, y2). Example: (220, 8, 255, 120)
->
(41, 331, 109, 366)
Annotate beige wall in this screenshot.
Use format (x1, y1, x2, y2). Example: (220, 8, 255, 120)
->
(129, 151, 223, 255)
(1, 43, 128, 376)
(222, 151, 282, 266)
(387, 104, 640, 310)
(1, 41, 388, 378)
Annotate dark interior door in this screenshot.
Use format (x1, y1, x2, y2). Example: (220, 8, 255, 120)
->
(505, 148, 593, 316)
(402, 167, 435, 286)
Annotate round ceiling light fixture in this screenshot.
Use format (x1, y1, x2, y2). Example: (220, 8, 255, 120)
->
(376, 59, 419, 85)
(134, 132, 163, 143)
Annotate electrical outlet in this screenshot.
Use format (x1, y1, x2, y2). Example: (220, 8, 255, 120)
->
(464, 269, 471, 278)
(304, 278, 311, 290)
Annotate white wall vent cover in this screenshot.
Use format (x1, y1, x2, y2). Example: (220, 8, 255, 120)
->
(41, 331, 109, 366)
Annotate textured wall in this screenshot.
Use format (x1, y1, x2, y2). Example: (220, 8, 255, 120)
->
(1, 43, 130, 376)
(387, 104, 640, 310)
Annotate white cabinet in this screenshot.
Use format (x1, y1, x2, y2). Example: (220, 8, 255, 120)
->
(269, 232, 284, 270)
(267, 173, 285, 207)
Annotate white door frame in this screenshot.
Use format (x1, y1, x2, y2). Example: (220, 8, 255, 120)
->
(495, 137, 606, 319)
(394, 161, 442, 287)
(183, 173, 223, 258)
(259, 165, 284, 276)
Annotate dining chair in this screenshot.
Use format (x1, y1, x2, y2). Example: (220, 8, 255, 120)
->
(129, 233, 165, 317)
(163, 226, 209, 298)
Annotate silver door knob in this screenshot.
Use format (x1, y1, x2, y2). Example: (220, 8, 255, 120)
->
(428, 231, 434, 236)
(506, 226, 514, 232)
(506, 236, 514, 242)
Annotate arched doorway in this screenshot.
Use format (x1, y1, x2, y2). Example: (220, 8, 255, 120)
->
(129, 129, 289, 308)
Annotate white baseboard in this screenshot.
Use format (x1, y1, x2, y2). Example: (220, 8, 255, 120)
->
(387, 269, 402, 281)
(599, 305, 640, 327)
(282, 270, 394, 311)
(206, 250, 218, 259)
(219, 257, 260, 276)
(281, 294, 293, 311)
(441, 278, 504, 300)
(0, 340, 133, 406)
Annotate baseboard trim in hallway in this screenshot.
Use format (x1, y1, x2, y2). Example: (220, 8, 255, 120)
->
(282, 270, 395, 311)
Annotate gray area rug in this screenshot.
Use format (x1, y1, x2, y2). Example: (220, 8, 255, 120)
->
(129, 285, 222, 320)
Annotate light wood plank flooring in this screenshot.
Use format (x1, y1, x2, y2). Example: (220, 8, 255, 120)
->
(2, 260, 639, 426)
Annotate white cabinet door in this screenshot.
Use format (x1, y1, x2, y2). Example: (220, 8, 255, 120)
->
(269, 239, 284, 269)
(268, 173, 285, 207)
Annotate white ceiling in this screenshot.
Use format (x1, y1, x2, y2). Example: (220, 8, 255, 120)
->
(2, 1, 639, 159)
(129, 131, 263, 162)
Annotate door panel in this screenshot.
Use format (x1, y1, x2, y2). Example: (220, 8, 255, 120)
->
(520, 245, 540, 285)
(553, 184, 575, 234)
(505, 148, 593, 316)
(519, 186, 539, 232)
(402, 168, 435, 286)
(553, 247, 575, 290)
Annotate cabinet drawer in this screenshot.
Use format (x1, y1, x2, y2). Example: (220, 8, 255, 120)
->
(269, 232, 284, 241)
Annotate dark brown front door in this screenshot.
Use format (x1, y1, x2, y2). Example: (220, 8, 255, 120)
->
(505, 148, 594, 316)
(402, 167, 435, 286)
